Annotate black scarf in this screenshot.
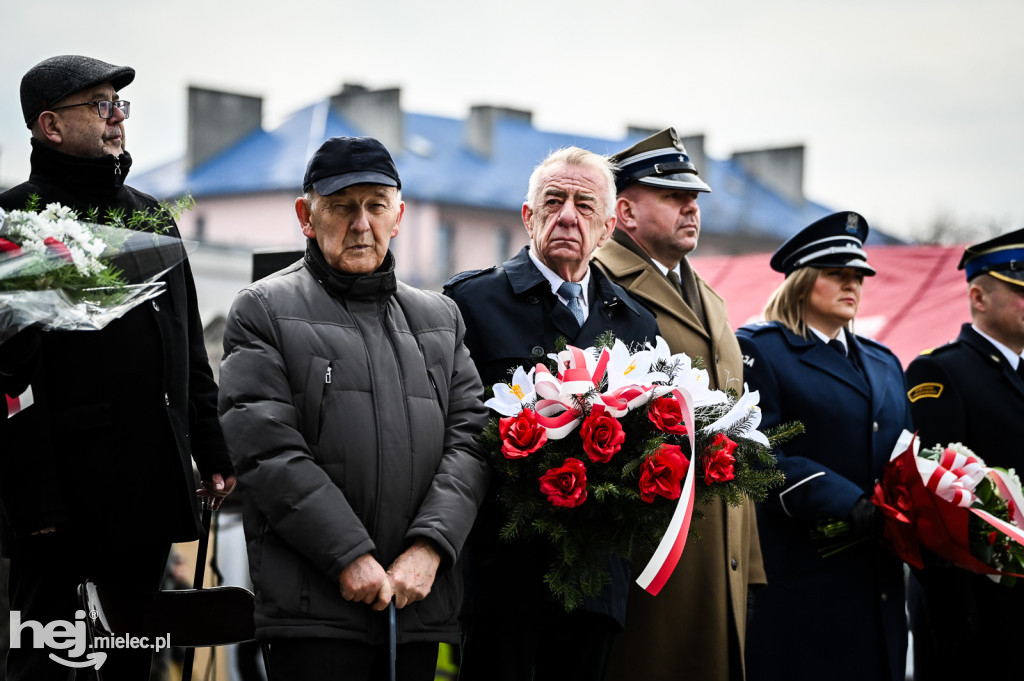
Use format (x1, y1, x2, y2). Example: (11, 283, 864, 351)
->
(304, 238, 397, 303)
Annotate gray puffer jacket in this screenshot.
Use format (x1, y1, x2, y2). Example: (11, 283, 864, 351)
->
(218, 246, 489, 644)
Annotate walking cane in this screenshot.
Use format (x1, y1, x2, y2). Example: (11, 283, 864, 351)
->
(388, 596, 397, 681)
(182, 496, 214, 681)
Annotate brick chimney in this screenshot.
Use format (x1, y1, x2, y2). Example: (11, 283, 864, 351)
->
(187, 86, 262, 172)
(464, 105, 533, 157)
(731, 145, 805, 204)
(329, 84, 403, 154)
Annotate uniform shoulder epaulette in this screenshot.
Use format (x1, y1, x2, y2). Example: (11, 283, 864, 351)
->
(919, 340, 960, 357)
(738, 321, 779, 335)
(443, 266, 497, 291)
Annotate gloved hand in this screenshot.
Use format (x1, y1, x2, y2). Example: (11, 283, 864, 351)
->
(848, 495, 882, 537)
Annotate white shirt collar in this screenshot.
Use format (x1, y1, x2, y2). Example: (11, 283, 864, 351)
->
(972, 324, 1024, 370)
(809, 325, 849, 353)
(528, 248, 591, 318)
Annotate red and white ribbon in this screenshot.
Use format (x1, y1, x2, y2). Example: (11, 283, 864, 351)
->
(636, 386, 697, 596)
(5, 385, 33, 419)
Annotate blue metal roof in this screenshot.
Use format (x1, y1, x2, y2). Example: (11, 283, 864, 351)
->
(132, 100, 900, 245)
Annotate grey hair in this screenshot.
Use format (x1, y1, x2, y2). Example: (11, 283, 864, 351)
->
(525, 147, 617, 220)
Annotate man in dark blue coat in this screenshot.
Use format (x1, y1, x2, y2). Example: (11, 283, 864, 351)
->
(905, 228, 1024, 680)
(445, 146, 659, 681)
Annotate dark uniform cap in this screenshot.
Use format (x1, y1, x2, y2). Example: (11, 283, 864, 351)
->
(303, 136, 402, 196)
(958, 227, 1024, 289)
(770, 211, 876, 276)
(20, 55, 135, 127)
(610, 127, 711, 194)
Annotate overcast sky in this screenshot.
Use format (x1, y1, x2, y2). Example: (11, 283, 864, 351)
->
(2, 0, 1021, 241)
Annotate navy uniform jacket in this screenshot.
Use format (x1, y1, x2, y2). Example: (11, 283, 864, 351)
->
(905, 323, 1024, 680)
(444, 245, 660, 628)
(736, 321, 911, 681)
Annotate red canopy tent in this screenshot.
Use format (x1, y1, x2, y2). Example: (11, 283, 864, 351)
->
(691, 244, 969, 369)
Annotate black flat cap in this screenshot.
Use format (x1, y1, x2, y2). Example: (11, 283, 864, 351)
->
(610, 127, 711, 194)
(959, 227, 1024, 288)
(21, 55, 135, 127)
(303, 136, 401, 196)
(770, 211, 876, 276)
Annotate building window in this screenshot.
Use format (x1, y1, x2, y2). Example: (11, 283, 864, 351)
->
(437, 222, 454, 282)
(496, 228, 511, 263)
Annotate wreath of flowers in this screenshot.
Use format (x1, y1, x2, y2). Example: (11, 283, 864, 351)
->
(479, 332, 797, 610)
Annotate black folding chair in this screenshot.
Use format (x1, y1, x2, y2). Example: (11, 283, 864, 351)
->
(76, 578, 268, 680)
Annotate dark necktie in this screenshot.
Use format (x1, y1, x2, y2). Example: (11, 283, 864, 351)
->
(558, 281, 584, 327)
(828, 339, 847, 357)
(1016, 360, 1024, 381)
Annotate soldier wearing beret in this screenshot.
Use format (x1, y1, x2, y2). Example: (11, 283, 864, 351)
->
(905, 228, 1024, 681)
(0, 55, 235, 680)
(593, 128, 766, 681)
(735, 213, 912, 681)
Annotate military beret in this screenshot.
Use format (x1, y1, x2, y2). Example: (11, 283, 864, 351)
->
(959, 227, 1024, 289)
(20, 55, 135, 127)
(610, 127, 711, 194)
(770, 211, 876, 276)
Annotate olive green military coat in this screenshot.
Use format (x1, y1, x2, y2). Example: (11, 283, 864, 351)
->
(593, 235, 767, 681)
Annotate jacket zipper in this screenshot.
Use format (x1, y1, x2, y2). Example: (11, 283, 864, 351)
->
(325, 366, 332, 384)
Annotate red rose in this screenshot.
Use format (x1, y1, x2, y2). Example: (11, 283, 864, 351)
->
(638, 443, 690, 503)
(499, 409, 548, 459)
(703, 433, 737, 484)
(580, 408, 625, 463)
(539, 457, 588, 508)
(0, 238, 21, 257)
(43, 236, 73, 264)
(648, 395, 688, 435)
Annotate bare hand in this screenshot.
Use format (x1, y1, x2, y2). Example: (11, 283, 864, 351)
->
(387, 539, 441, 609)
(30, 526, 56, 536)
(197, 473, 237, 510)
(339, 553, 393, 611)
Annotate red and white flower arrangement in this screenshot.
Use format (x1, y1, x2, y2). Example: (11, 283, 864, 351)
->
(479, 334, 793, 610)
(0, 199, 191, 345)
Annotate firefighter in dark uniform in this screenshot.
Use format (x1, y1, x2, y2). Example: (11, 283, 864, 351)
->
(905, 227, 1024, 681)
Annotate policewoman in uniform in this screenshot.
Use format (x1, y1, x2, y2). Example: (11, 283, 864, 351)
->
(904, 228, 1024, 681)
(736, 213, 912, 681)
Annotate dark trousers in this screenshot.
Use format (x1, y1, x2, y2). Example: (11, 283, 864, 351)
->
(6, 533, 170, 681)
(268, 638, 438, 681)
(458, 610, 616, 681)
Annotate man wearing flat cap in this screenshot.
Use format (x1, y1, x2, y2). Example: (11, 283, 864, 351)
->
(593, 128, 766, 681)
(0, 55, 234, 680)
(905, 228, 1024, 681)
(218, 136, 490, 680)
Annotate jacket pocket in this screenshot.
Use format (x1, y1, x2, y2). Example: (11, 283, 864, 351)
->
(426, 362, 449, 416)
(303, 356, 332, 444)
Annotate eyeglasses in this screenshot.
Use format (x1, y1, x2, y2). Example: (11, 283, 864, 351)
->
(49, 100, 130, 119)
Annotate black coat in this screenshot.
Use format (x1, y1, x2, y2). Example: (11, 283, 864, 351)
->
(736, 322, 912, 681)
(0, 141, 232, 555)
(444, 246, 660, 628)
(905, 323, 1024, 679)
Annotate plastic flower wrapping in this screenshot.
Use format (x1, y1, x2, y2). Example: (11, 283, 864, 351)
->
(869, 430, 1024, 582)
(479, 333, 797, 610)
(0, 201, 194, 345)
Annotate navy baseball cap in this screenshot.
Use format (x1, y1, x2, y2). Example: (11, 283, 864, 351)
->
(770, 212, 876, 276)
(302, 136, 402, 196)
(959, 227, 1024, 288)
(21, 55, 134, 127)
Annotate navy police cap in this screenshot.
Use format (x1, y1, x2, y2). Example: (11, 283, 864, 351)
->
(770, 211, 876, 276)
(958, 227, 1024, 289)
(610, 128, 711, 194)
